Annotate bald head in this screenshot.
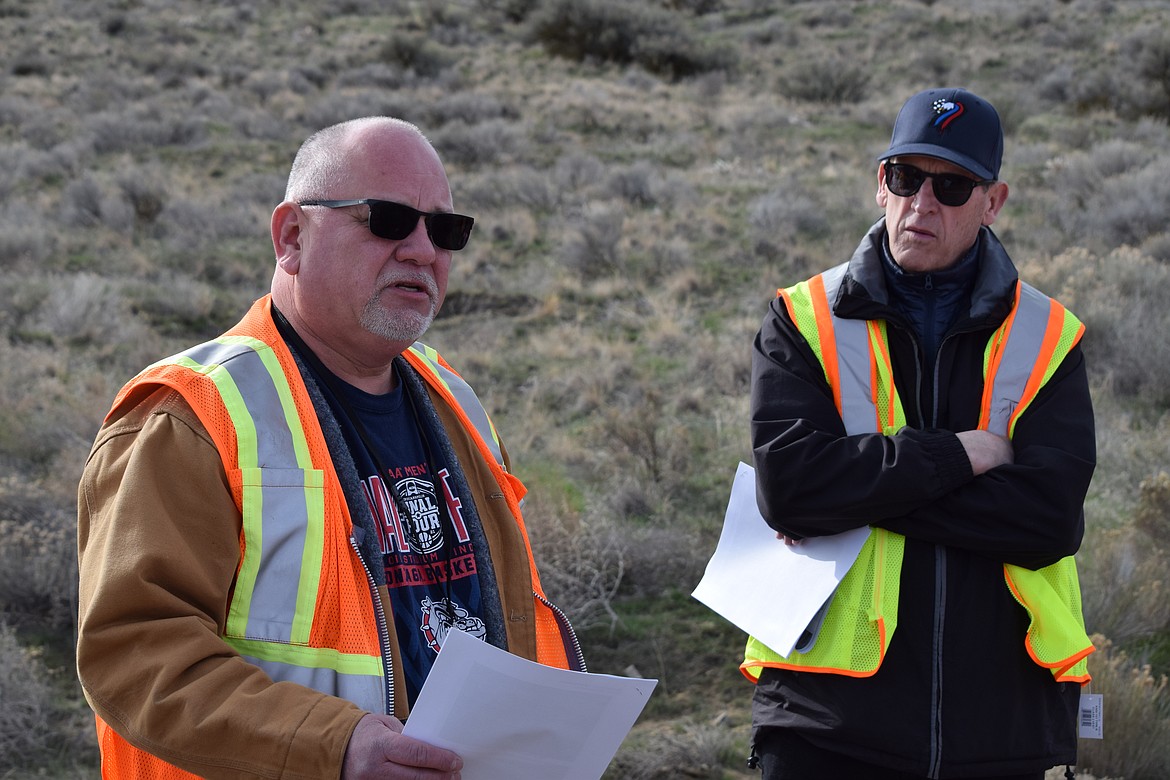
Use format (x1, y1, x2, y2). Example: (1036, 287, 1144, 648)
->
(284, 117, 435, 203)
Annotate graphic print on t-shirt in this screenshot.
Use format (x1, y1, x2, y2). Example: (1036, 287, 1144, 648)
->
(312, 361, 486, 706)
(397, 475, 445, 554)
(420, 596, 485, 653)
(363, 462, 486, 703)
(366, 466, 474, 559)
(365, 466, 480, 587)
(369, 469, 484, 594)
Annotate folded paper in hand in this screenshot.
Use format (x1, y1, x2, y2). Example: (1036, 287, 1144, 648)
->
(403, 628, 657, 780)
(691, 462, 870, 657)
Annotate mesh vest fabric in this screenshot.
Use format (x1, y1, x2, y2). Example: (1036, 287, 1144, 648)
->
(743, 527, 905, 678)
(744, 263, 907, 678)
(987, 283, 1093, 682)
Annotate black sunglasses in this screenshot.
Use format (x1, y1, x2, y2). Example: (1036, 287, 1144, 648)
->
(299, 199, 474, 251)
(883, 163, 994, 207)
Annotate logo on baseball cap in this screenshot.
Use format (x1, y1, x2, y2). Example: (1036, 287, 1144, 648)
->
(878, 88, 1003, 181)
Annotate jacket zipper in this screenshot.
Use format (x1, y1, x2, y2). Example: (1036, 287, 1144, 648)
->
(535, 591, 588, 673)
(351, 535, 395, 717)
(928, 544, 946, 779)
(907, 324, 947, 780)
(926, 329, 959, 780)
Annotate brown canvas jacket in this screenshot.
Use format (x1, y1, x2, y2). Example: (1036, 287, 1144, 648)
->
(78, 354, 541, 778)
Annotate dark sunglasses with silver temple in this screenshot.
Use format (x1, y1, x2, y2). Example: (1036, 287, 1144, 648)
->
(299, 198, 474, 251)
(883, 162, 995, 208)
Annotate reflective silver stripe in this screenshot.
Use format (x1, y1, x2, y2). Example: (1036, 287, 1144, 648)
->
(836, 316, 880, 433)
(818, 264, 882, 434)
(819, 271, 1052, 438)
(176, 339, 319, 644)
(177, 341, 301, 469)
(237, 467, 320, 643)
(160, 332, 385, 708)
(411, 343, 504, 467)
(984, 283, 1050, 437)
(242, 655, 383, 713)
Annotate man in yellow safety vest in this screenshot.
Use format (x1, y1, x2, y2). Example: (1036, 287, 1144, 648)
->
(745, 88, 1095, 779)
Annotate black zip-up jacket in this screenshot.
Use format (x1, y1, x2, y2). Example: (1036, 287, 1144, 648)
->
(750, 220, 1096, 778)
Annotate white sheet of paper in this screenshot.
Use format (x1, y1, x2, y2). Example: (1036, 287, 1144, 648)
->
(402, 628, 657, 780)
(691, 461, 871, 657)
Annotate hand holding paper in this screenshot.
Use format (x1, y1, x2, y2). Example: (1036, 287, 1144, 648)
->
(402, 629, 657, 780)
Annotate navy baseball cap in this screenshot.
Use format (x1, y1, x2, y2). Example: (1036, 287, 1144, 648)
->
(878, 88, 1003, 181)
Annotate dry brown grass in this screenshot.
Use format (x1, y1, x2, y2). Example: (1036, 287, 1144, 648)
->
(0, 622, 55, 771)
(1076, 637, 1170, 780)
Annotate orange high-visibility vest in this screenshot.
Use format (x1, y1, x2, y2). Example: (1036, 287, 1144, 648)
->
(94, 296, 577, 778)
(743, 262, 1093, 683)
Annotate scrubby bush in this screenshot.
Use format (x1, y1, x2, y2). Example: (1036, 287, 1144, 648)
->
(28, 272, 133, 347)
(158, 197, 260, 259)
(562, 202, 625, 278)
(749, 184, 831, 248)
(1128, 29, 1170, 119)
(0, 200, 58, 267)
(431, 118, 527, 167)
(60, 175, 109, 230)
(1080, 526, 1170, 645)
(554, 151, 607, 196)
(527, 0, 736, 79)
(1041, 28, 1170, 121)
(1081, 156, 1170, 253)
(1077, 636, 1170, 780)
(1136, 472, 1170, 549)
(1018, 247, 1170, 405)
(302, 89, 425, 132)
(334, 62, 407, 92)
(117, 167, 170, 228)
(0, 622, 57, 770)
(527, 496, 626, 633)
(378, 32, 456, 77)
(604, 715, 744, 780)
(88, 108, 207, 154)
(430, 92, 521, 127)
(778, 54, 871, 104)
(606, 161, 662, 207)
(461, 166, 557, 212)
(0, 477, 77, 632)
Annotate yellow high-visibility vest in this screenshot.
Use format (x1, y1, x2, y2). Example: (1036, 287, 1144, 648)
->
(743, 262, 1093, 684)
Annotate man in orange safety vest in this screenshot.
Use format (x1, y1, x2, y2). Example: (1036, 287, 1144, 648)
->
(78, 117, 582, 779)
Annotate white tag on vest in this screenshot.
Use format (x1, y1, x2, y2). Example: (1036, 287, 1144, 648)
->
(1078, 693, 1103, 739)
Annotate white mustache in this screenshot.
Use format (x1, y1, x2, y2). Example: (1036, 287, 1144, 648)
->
(378, 272, 438, 299)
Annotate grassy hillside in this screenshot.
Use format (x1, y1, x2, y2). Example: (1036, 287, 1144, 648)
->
(2, 0, 1170, 776)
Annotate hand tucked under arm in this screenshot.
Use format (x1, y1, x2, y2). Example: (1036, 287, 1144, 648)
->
(777, 532, 802, 547)
(955, 429, 1013, 476)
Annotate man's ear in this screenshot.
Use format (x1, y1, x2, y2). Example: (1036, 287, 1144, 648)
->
(271, 201, 303, 274)
(981, 181, 1010, 227)
(875, 162, 889, 209)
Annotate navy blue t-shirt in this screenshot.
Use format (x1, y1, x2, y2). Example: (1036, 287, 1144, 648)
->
(313, 364, 485, 706)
